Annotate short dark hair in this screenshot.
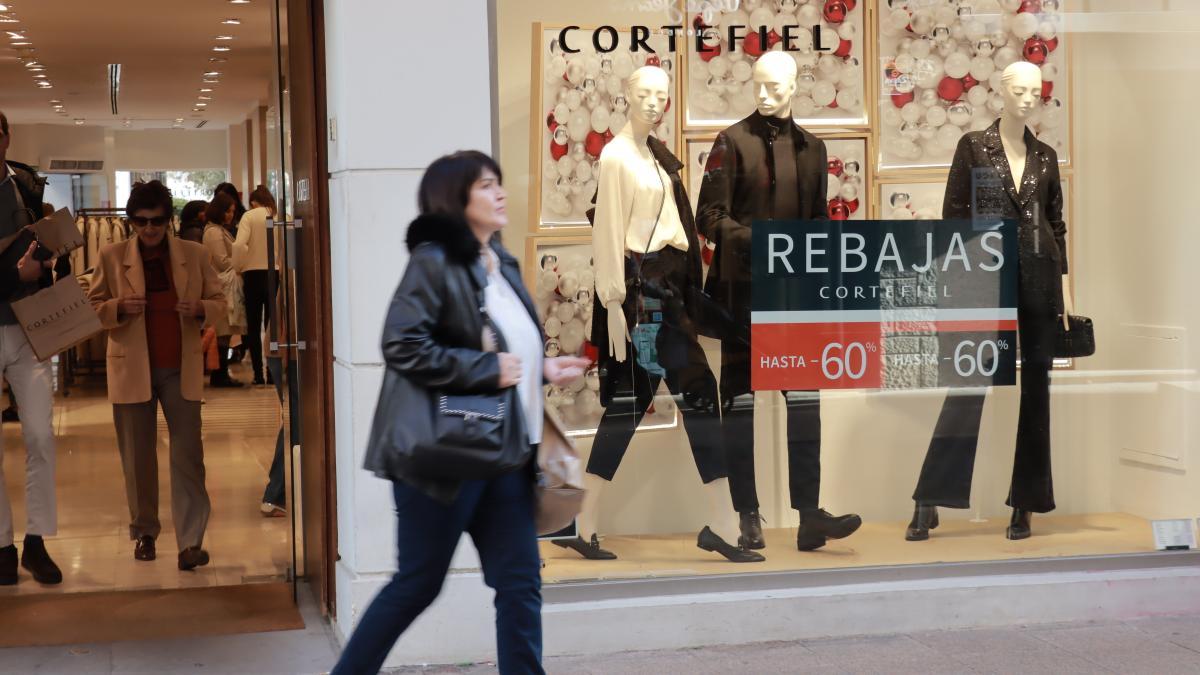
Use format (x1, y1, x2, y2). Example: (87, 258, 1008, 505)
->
(418, 150, 503, 222)
(180, 200, 207, 229)
(126, 180, 173, 216)
(205, 193, 235, 225)
(0, 110, 8, 137)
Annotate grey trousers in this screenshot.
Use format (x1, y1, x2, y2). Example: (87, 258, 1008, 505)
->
(113, 368, 210, 551)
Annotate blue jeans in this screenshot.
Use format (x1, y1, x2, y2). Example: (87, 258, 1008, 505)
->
(331, 468, 544, 675)
(262, 357, 299, 507)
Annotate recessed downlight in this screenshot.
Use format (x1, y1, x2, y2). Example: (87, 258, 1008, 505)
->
(198, 88, 213, 93)
(203, 71, 221, 77)
(213, 46, 230, 52)
(215, 35, 234, 41)
(221, 18, 241, 25)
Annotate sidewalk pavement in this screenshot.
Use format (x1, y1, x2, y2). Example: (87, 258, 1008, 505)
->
(3, 585, 1199, 674)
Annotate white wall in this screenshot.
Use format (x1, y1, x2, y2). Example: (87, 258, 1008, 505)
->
(324, 0, 498, 666)
(110, 129, 229, 170)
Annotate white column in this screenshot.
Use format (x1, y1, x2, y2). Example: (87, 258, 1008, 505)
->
(324, 0, 500, 667)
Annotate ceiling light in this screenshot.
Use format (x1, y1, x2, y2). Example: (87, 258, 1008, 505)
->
(198, 88, 213, 93)
(48, 99, 61, 103)
(221, 18, 241, 25)
(213, 46, 230, 52)
(203, 71, 221, 77)
(208, 57, 227, 63)
(32, 73, 46, 79)
(74, 119, 84, 126)
(28, 66, 43, 72)
(10, 40, 30, 46)
(122, 119, 132, 128)
(0, 5, 10, 11)
(36, 82, 51, 88)
(7, 30, 24, 38)
(203, 79, 219, 84)
(194, 102, 208, 107)
(229, 1, 251, 5)
(198, 95, 212, 101)
(215, 35, 234, 41)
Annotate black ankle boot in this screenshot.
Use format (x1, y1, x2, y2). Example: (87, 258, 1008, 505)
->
(552, 534, 617, 560)
(21, 535, 62, 585)
(797, 508, 863, 551)
(1006, 508, 1032, 540)
(697, 526, 765, 563)
(738, 510, 766, 550)
(0, 545, 16, 585)
(905, 504, 940, 541)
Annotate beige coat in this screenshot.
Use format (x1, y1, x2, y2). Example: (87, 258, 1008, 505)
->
(88, 237, 226, 404)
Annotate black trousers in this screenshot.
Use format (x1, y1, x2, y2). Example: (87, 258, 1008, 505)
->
(912, 303, 1057, 513)
(242, 269, 272, 381)
(721, 388, 822, 513)
(587, 248, 726, 484)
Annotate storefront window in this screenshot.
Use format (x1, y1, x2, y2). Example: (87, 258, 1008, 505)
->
(494, 0, 1199, 583)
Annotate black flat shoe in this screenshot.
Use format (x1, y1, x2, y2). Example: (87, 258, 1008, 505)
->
(134, 535, 156, 561)
(798, 508, 863, 551)
(552, 534, 616, 560)
(20, 535, 62, 584)
(738, 510, 766, 550)
(1006, 508, 1032, 540)
(905, 504, 940, 542)
(0, 545, 16, 585)
(178, 547, 211, 571)
(697, 526, 765, 563)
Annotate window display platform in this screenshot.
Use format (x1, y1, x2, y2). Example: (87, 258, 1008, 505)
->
(539, 513, 1157, 584)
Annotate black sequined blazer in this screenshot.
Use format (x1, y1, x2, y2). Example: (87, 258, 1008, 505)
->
(944, 119, 1067, 320)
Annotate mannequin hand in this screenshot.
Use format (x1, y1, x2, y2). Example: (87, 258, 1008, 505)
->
(545, 355, 590, 387)
(497, 353, 522, 388)
(606, 303, 628, 363)
(1062, 274, 1074, 330)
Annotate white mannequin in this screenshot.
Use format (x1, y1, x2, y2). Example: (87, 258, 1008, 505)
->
(753, 51, 798, 119)
(997, 61, 1073, 327)
(580, 66, 741, 549)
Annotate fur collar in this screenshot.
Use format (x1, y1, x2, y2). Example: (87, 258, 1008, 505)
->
(647, 136, 683, 175)
(405, 213, 484, 265)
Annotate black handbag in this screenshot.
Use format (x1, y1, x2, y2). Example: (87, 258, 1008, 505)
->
(363, 280, 530, 483)
(1055, 315, 1096, 358)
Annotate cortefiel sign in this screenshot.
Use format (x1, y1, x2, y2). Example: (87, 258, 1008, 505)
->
(751, 219, 1019, 391)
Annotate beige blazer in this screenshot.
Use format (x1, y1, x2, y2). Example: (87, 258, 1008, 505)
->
(87, 236, 226, 404)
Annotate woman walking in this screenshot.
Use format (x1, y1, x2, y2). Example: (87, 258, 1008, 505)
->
(331, 151, 588, 675)
(202, 193, 246, 387)
(233, 185, 277, 385)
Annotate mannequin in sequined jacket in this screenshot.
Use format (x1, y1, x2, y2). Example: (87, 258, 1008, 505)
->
(906, 61, 1073, 543)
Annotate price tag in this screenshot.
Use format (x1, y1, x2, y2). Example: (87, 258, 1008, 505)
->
(751, 219, 1019, 391)
(1152, 519, 1197, 551)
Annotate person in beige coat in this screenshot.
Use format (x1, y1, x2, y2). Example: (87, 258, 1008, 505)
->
(88, 181, 226, 571)
(202, 192, 245, 387)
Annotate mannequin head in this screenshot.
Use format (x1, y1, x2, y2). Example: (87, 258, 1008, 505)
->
(625, 66, 671, 131)
(752, 52, 798, 119)
(999, 61, 1042, 121)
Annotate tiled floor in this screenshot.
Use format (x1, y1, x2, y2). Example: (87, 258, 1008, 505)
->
(0, 363, 291, 596)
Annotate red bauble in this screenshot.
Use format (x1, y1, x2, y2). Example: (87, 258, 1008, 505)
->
(829, 198, 850, 221)
(846, 198, 860, 214)
(1046, 36, 1059, 52)
(828, 157, 845, 177)
(693, 14, 706, 31)
(834, 38, 853, 58)
(961, 74, 979, 91)
(582, 341, 599, 363)
(1018, 0, 1041, 13)
(844, 0, 857, 9)
(664, 97, 672, 114)
(1041, 80, 1054, 101)
(891, 89, 915, 108)
(584, 131, 606, 159)
(936, 76, 965, 102)
(550, 141, 568, 161)
(1023, 38, 1049, 65)
(743, 31, 766, 57)
(645, 54, 661, 67)
(828, 97, 839, 109)
(823, 0, 849, 24)
(768, 30, 782, 47)
(547, 111, 558, 131)
(603, 130, 614, 144)
(699, 42, 723, 62)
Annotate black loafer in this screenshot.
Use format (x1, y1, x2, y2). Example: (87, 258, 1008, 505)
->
(798, 508, 862, 551)
(178, 547, 211, 571)
(20, 535, 62, 584)
(697, 526, 765, 563)
(134, 535, 156, 561)
(552, 534, 616, 560)
(0, 545, 16, 586)
(738, 510, 766, 550)
(905, 504, 940, 542)
(1006, 508, 1032, 540)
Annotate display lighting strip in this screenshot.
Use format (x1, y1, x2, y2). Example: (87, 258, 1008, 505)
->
(183, 12, 243, 124)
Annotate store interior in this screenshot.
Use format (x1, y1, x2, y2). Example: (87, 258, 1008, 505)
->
(0, 0, 294, 596)
(491, 1, 1200, 581)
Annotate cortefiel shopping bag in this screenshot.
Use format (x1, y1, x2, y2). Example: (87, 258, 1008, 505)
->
(11, 276, 104, 361)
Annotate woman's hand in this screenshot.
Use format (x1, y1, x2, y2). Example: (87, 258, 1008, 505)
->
(498, 352, 523, 387)
(545, 355, 591, 387)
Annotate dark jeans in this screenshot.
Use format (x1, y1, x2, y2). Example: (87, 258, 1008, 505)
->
(588, 247, 725, 484)
(331, 469, 544, 675)
(722, 390, 822, 513)
(912, 304, 1057, 513)
(242, 269, 272, 381)
(262, 357, 299, 507)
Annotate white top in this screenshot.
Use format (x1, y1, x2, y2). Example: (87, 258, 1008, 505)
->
(233, 206, 272, 272)
(483, 249, 544, 444)
(592, 123, 689, 308)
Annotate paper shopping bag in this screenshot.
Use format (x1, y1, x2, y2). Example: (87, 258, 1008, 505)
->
(12, 276, 104, 361)
(30, 208, 84, 258)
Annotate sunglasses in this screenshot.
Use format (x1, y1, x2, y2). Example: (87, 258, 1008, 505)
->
(129, 215, 172, 228)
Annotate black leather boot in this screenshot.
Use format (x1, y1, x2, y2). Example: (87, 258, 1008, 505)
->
(1006, 508, 1032, 540)
(21, 535, 62, 584)
(905, 504, 940, 541)
(552, 534, 617, 560)
(738, 510, 766, 550)
(0, 545, 16, 585)
(797, 508, 863, 551)
(697, 526, 765, 563)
